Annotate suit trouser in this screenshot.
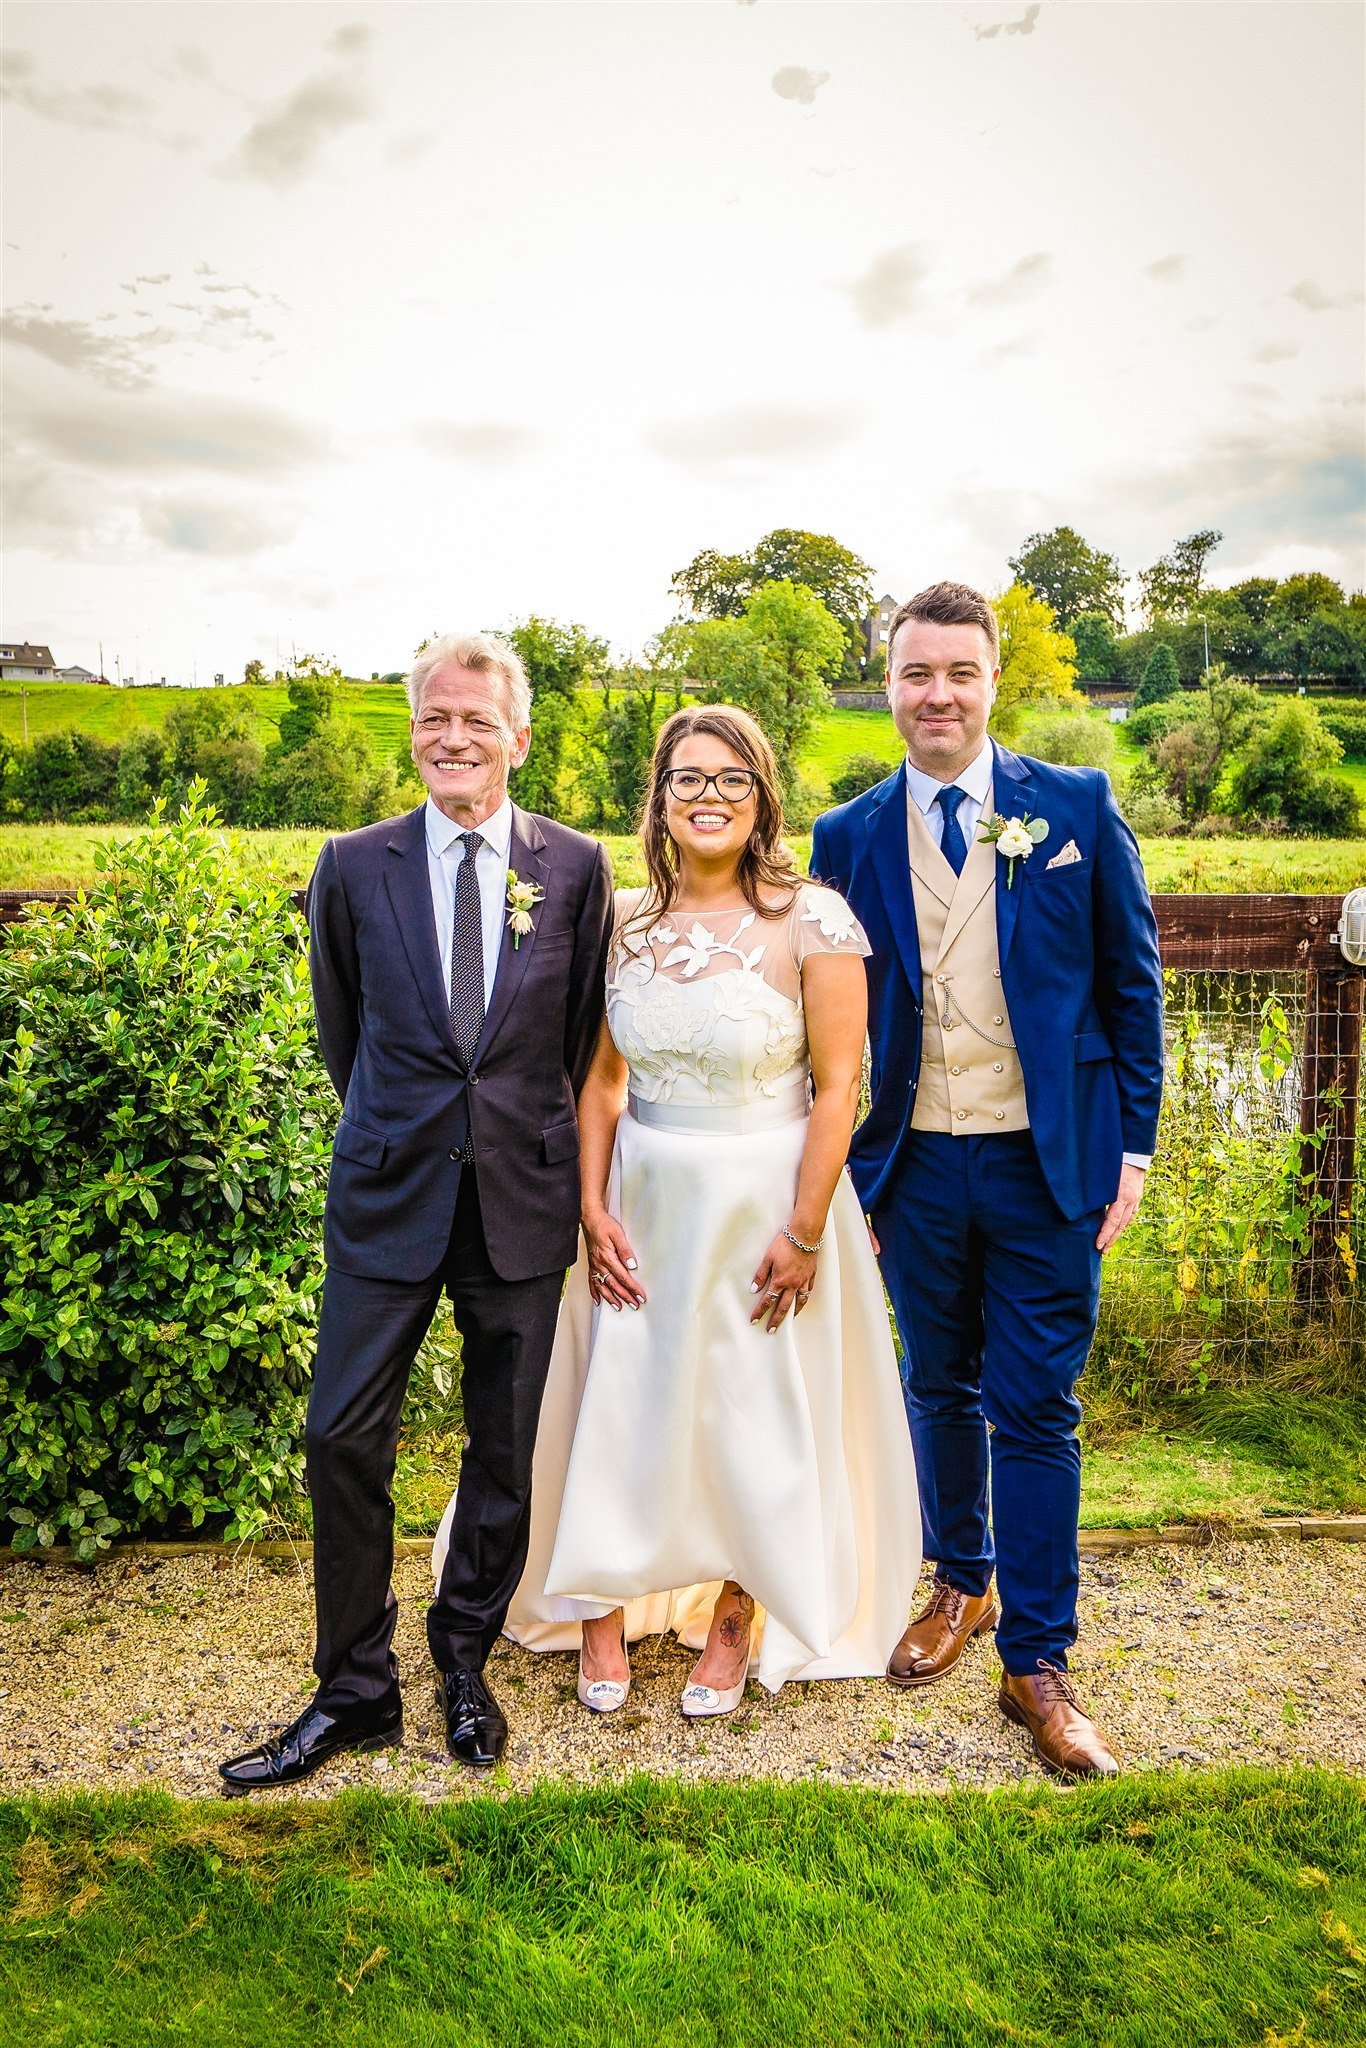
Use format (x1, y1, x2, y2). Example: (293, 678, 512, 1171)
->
(875, 1129, 1103, 1676)
(306, 1168, 565, 1710)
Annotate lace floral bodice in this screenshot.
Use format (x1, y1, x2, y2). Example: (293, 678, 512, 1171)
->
(606, 884, 871, 1107)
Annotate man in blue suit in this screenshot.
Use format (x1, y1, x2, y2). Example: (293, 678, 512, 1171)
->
(812, 582, 1163, 1779)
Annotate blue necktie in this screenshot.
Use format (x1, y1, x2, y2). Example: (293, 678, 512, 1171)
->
(936, 785, 969, 877)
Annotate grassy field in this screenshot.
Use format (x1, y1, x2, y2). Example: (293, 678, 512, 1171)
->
(1, 1773, 1361, 2047)
(0, 680, 413, 758)
(0, 821, 1361, 895)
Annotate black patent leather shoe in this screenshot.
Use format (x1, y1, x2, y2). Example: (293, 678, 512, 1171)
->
(218, 1692, 403, 1794)
(437, 1666, 508, 1768)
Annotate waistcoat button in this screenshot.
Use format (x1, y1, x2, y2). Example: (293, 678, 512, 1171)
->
(956, 1110, 967, 1121)
(995, 1110, 1005, 1120)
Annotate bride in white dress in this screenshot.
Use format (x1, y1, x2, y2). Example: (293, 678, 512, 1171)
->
(434, 705, 919, 1713)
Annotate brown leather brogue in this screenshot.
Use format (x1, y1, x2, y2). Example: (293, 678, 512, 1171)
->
(999, 1662, 1119, 1780)
(886, 1578, 999, 1687)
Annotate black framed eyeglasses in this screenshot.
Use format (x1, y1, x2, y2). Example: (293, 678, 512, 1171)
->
(663, 768, 758, 802)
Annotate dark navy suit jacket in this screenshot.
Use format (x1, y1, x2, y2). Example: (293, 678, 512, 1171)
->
(307, 802, 613, 1284)
(810, 742, 1164, 1223)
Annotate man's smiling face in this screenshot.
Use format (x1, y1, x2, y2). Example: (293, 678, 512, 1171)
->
(410, 662, 530, 824)
(886, 617, 1000, 783)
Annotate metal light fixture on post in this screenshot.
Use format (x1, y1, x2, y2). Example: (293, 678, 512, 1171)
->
(1334, 886, 1366, 966)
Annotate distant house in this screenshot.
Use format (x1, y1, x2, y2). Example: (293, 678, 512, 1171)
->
(0, 640, 56, 681)
(860, 595, 900, 667)
(55, 665, 101, 683)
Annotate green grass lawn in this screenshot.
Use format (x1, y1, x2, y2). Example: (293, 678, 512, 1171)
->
(0, 680, 411, 756)
(2, 1774, 1362, 2048)
(1, 820, 1361, 896)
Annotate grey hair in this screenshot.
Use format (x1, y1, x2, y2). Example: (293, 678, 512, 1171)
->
(405, 632, 532, 728)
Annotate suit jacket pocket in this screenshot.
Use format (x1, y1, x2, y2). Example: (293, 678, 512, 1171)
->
(334, 1115, 388, 1169)
(1074, 1030, 1114, 1063)
(542, 1118, 580, 1164)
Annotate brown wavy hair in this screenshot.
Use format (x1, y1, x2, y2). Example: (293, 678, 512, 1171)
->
(622, 705, 801, 950)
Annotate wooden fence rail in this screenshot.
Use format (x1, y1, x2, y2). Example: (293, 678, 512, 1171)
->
(2, 889, 1362, 1292)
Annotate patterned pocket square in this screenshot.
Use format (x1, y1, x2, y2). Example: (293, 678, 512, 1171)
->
(1046, 840, 1083, 869)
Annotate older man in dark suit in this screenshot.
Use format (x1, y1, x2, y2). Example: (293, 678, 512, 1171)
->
(220, 633, 612, 1788)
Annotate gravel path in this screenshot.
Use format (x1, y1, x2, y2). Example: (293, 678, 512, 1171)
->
(2, 1543, 1362, 1800)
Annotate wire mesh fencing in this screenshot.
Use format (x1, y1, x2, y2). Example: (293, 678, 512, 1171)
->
(1095, 961, 1363, 1400)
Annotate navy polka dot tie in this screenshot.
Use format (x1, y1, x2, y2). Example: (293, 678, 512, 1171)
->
(449, 833, 485, 1150)
(936, 785, 969, 877)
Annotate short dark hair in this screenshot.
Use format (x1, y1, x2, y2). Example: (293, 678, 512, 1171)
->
(886, 581, 999, 670)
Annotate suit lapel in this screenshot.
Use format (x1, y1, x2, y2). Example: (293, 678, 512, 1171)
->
(991, 742, 1037, 967)
(383, 805, 459, 1054)
(474, 805, 551, 1064)
(935, 782, 997, 966)
(866, 768, 922, 994)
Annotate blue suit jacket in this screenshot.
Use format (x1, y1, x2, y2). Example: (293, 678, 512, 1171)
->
(810, 742, 1164, 1223)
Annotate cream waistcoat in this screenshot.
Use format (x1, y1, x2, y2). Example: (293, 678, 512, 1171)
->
(908, 784, 1030, 1134)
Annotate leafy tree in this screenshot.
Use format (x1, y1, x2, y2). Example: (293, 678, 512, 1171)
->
(1271, 573, 1344, 623)
(667, 580, 843, 792)
(242, 658, 267, 686)
(255, 722, 398, 830)
(671, 528, 875, 683)
(1265, 611, 1366, 691)
(163, 695, 264, 825)
(502, 618, 610, 818)
(3, 730, 122, 822)
(1151, 664, 1262, 822)
(115, 727, 169, 818)
(1223, 577, 1279, 624)
(1133, 642, 1181, 710)
(989, 583, 1082, 742)
(668, 548, 754, 621)
(1227, 698, 1359, 833)
(1071, 611, 1119, 678)
(1020, 710, 1116, 772)
(1007, 527, 1124, 629)
(506, 616, 609, 700)
(864, 643, 887, 686)
(276, 678, 338, 754)
(1140, 529, 1223, 620)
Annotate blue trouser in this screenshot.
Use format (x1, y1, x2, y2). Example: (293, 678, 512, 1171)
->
(875, 1129, 1104, 1676)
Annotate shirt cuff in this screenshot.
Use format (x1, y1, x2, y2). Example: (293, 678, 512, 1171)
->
(1121, 1152, 1153, 1171)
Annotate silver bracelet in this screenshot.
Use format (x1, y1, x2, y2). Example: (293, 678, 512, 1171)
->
(783, 1224, 824, 1256)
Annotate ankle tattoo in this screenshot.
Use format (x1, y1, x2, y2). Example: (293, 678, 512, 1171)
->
(717, 1591, 754, 1648)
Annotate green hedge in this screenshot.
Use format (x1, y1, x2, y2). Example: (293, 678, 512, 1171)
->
(0, 792, 332, 1557)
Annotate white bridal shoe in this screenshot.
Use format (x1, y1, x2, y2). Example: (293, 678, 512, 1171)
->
(577, 1671, 631, 1714)
(578, 1618, 631, 1713)
(680, 1676, 747, 1719)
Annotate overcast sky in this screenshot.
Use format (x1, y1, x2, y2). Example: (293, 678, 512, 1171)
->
(4, 0, 1363, 682)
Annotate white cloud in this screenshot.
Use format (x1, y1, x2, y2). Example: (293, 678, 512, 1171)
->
(224, 68, 373, 188)
(841, 243, 934, 329)
(1143, 254, 1187, 283)
(423, 422, 547, 466)
(1288, 279, 1365, 313)
(967, 251, 1052, 309)
(770, 67, 830, 106)
(2, 311, 152, 390)
(647, 401, 863, 477)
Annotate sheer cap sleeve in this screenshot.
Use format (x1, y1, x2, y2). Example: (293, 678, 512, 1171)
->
(790, 884, 872, 967)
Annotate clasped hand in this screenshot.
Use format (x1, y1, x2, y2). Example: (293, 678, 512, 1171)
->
(583, 1212, 817, 1331)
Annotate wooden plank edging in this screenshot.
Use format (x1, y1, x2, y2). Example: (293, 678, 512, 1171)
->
(3, 1517, 1364, 1569)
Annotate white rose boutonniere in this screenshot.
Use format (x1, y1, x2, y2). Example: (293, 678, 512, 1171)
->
(979, 812, 1049, 889)
(505, 869, 545, 947)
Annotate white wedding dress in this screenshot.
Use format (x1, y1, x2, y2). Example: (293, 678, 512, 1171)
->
(433, 883, 920, 1692)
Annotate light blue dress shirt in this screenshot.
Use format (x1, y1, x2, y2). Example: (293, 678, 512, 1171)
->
(425, 793, 513, 1011)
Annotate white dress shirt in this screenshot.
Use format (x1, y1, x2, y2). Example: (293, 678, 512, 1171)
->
(901, 746, 1151, 1173)
(425, 794, 513, 1011)
(903, 739, 995, 854)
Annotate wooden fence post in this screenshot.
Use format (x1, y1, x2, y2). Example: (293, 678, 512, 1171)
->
(1297, 966, 1364, 1300)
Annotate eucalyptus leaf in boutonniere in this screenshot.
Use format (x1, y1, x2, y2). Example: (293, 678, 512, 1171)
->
(505, 869, 544, 947)
(978, 812, 1049, 890)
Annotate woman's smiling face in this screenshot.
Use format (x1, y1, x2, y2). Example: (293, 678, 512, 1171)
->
(662, 735, 758, 869)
